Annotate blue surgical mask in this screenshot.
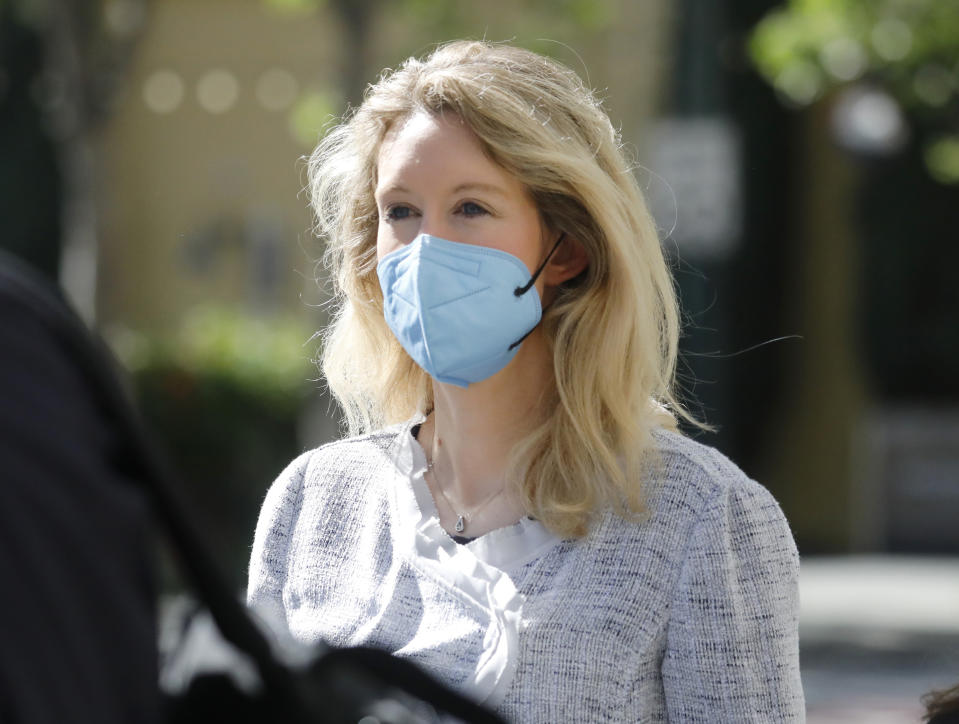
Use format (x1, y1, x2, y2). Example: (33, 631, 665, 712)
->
(376, 233, 565, 387)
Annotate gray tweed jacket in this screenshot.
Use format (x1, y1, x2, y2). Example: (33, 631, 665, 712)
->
(248, 423, 805, 722)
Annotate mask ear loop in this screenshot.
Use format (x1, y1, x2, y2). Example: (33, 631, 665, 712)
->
(513, 232, 567, 297)
(508, 232, 567, 351)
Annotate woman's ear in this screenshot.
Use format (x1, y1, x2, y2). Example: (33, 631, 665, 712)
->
(544, 234, 589, 286)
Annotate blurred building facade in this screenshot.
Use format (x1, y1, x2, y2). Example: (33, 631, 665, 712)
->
(94, 0, 675, 331)
(96, 0, 336, 329)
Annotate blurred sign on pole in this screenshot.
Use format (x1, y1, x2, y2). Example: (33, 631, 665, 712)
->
(644, 116, 742, 261)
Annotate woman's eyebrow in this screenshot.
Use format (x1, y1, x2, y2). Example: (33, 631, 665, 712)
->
(374, 183, 409, 199)
(376, 182, 509, 200)
(450, 182, 508, 197)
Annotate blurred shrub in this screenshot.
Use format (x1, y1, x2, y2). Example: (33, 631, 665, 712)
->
(109, 306, 320, 591)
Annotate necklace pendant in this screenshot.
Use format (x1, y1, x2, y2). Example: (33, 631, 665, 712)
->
(454, 515, 465, 533)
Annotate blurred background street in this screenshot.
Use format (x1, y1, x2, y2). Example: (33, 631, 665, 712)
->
(801, 556, 959, 722)
(2, 0, 957, 718)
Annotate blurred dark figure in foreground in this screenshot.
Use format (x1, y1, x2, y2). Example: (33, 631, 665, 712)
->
(0, 250, 504, 723)
(0, 250, 159, 722)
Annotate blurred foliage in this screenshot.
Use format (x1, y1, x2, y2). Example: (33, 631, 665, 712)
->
(749, 3, 959, 409)
(749, 0, 959, 182)
(261, 0, 613, 31)
(261, 0, 324, 16)
(390, 0, 615, 34)
(261, 0, 619, 146)
(111, 305, 318, 408)
(749, 0, 959, 110)
(289, 88, 339, 147)
(925, 135, 959, 184)
(109, 306, 319, 590)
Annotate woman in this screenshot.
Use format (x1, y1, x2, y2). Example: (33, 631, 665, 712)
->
(248, 40, 804, 721)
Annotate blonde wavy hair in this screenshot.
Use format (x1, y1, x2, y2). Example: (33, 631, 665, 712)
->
(308, 40, 691, 538)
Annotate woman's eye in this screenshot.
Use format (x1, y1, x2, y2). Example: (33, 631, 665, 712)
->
(385, 205, 414, 221)
(458, 201, 488, 217)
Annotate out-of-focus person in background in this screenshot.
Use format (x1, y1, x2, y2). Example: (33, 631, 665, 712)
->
(925, 683, 959, 724)
(247, 40, 804, 721)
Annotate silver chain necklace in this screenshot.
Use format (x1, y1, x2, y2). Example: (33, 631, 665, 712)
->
(427, 421, 504, 535)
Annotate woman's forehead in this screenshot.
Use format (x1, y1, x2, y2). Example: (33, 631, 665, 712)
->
(379, 110, 474, 156)
(375, 112, 511, 194)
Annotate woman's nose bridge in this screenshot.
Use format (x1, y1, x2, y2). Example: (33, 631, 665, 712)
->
(418, 210, 453, 241)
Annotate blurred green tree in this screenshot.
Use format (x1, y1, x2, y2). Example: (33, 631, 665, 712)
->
(749, 0, 959, 182)
(749, 1, 959, 403)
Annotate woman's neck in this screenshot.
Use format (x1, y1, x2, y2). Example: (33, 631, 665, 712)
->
(421, 328, 552, 532)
